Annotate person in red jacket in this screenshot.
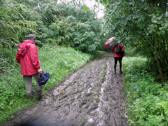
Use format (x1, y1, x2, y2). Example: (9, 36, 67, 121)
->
(104, 37, 125, 74)
(16, 34, 43, 99)
(112, 42, 125, 74)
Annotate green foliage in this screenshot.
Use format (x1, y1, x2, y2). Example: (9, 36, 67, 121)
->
(124, 57, 168, 126)
(102, 0, 168, 81)
(0, 48, 16, 74)
(41, 4, 102, 53)
(0, 0, 102, 54)
(0, 1, 39, 47)
(0, 45, 91, 124)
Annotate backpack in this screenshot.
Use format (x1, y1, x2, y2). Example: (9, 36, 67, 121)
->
(38, 72, 50, 86)
(115, 45, 122, 54)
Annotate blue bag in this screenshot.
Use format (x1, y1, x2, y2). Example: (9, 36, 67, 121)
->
(38, 72, 50, 86)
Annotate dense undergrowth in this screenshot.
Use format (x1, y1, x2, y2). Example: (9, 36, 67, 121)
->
(101, 0, 168, 81)
(0, 45, 91, 124)
(0, 0, 103, 53)
(124, 57, 168, 126)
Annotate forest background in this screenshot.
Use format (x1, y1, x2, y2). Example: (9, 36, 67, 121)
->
(0, 0, 168, 125)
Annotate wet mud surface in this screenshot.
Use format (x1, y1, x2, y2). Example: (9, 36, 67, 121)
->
(4, 55, 128, 126)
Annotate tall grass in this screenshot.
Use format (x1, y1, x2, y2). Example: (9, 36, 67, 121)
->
(0, 45, 91, 124)
(124, 57, 168, 126)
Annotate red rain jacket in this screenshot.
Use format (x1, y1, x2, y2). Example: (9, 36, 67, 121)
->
(112, 44, 125, 58)
(16, 40, 40, 76)
(104, 43, 125, 58)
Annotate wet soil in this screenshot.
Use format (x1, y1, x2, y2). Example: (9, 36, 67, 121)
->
(4, 54, 128, 126)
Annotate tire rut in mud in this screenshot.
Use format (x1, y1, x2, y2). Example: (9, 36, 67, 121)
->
(4, 57, 128, 126)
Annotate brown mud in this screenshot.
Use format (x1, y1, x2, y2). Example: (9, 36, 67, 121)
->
(4, 54, 128, 126)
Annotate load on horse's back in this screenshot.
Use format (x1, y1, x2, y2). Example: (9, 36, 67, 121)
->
(104, 37, 116, 49)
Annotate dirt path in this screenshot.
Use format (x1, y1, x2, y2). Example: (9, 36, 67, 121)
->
(4, 55, 128, 126)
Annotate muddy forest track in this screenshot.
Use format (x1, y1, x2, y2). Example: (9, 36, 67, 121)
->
(4, 55, 128, 126)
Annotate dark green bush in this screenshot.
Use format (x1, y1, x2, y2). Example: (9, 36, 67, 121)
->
(0, 0, 102, 54)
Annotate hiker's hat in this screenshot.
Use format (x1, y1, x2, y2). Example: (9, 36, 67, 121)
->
(25, 34, 36, 40)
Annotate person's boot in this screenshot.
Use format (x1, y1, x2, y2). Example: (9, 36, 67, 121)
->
(26, 92, 33, 99)
(37, 90, 42, 100)
(114, 66, 116, 74)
